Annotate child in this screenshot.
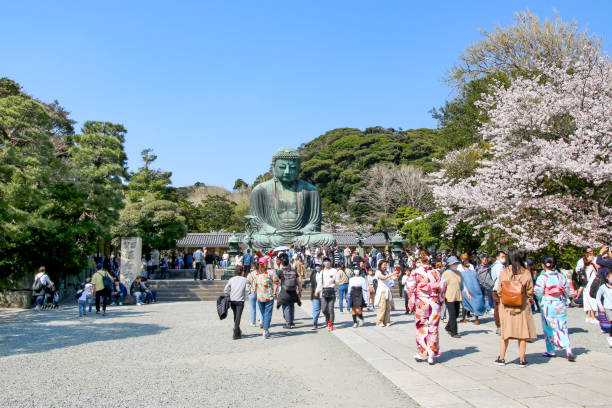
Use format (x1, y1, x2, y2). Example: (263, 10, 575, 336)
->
(367, 269, 376, 311)
(596, 269, 612, 347)
(76, 283, 87, 317)
(84, 278, 94, 313)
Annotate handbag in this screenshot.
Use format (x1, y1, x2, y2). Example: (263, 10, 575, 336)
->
(322, 287, 336, 299)
(501, 269, 524, 307)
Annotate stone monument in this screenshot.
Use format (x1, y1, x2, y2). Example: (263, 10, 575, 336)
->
(120, 237, 142, 288)
(246, 147, 335, 249)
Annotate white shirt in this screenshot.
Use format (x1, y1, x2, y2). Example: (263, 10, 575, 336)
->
(490, 260, 505, 290)
(316, 268, 338, 294)
(349, 276, 368, 302)
(34, 272, 52, 287)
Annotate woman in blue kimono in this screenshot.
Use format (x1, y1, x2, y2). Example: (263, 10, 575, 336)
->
(460, 264, 486, 324)
(534, 255, 575, 362)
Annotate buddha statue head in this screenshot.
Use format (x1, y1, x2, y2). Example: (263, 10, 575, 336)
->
(271, 147, 301, 186)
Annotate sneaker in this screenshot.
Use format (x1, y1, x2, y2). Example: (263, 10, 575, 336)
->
(385, 322, 392, 327)
(518, 360, 528, 368)
(473, 320, 480, 325)
(495, 328, 501, 335)
(329, 323, 334, 331)
(358, 320, 364, 327)
(542, 352, 556, 358)
(585, 316, 590, 323)
(378, 323, 385, 327)
(250, 322, 256, 327)
(459, 319, 467, 323)
(414, 354, 425, 362)
(259, 322, 263, 329)
(290, 324, 295, 329)
(353, 323, 358, 328)
(428, 358, 435, 365)
(567, 352, 575, 362)
(494, 357, 506, 366)
(110, 302, 116, 306)
(119, 302, 123, 306)
(311, 325, 318, 331)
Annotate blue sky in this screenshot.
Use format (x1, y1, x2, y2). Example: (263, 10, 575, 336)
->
(3, 1, 611, 189)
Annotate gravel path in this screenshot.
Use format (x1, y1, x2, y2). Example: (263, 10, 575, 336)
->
(0, 302, 417, 408)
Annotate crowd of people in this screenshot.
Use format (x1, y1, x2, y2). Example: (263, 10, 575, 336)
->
(220, 244, 612, 367)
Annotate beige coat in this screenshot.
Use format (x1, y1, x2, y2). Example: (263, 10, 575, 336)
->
(497, 266, 536, 340)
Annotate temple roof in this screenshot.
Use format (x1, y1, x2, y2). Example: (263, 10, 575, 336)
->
(176, 232, 388, 248)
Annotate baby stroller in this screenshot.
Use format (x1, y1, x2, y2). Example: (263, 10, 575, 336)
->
(42, 285, 60, 309)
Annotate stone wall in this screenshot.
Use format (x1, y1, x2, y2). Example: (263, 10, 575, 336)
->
(0, 290, 31, 309)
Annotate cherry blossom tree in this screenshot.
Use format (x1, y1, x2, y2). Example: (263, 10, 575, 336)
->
(433, 48, 612, 251)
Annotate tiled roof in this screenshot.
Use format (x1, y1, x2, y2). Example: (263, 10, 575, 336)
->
(176, 232, 388, 248)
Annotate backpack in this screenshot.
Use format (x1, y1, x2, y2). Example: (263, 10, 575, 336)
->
(32, 275, 44, 292)
(216, 295, 230, 320)
(97, 271, 113, 291)
(281, 268, 298, 291)
(75, 289, 83, 301)
(477, 266, 495, 291)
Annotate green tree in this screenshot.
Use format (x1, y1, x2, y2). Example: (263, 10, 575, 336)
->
(67, 121, 128, 245)
(195, 195, 239, 232)
(233, 178, 248, 191)
(112, 197, 186, 251)
(126, 149, 173, 201)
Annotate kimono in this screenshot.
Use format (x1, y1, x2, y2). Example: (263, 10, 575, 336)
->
(534, 269, 571, 352)
(406, 265, 447, 358)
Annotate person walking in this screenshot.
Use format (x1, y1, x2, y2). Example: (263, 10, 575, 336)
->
(255, 257, 279, 339)
(596, 269, 612, 347)
(534, 256, 575, 361)
(193, 248, 204, 280)
(243, 249, 253, 273)
(316, 257, 338, 331)
(405, 250, 446, 365)
(276, 254, 302, 329)
(310, 265, 322, 330)
(580, 251, 600, 323)
(442, 256, 465, 338)
(337, 265, 351, 313)
(375, 260, 397, 327)
(92, 263, 113, 316)
(348, 265, 368, 327)
(32, 266, 53, 311)
(246, 264, 262, 326)
(224, 265, 248, 340)
(495, 250, 536, 368)
(490, 251, 507, 335)
(459, 260, 486, 325)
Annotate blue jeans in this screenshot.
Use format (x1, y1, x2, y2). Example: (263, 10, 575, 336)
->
(484, 289, 494, 311)
(78, 299, 87, 315)
(312, 298, 321, 326)
(134, 291, 145, 304)
(257, 299, 274, 330)
(87, 296, 93, 312)
(248, 293, 262, 324)
(338, 284, 350, 311)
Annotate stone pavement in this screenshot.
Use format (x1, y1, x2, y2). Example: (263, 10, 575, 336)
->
(300, 299, 612, 408)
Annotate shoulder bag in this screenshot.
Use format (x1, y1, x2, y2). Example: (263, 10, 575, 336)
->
(501, 268, 524, 307)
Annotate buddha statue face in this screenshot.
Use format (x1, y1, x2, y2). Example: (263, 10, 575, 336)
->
(273, 158, 300, 185)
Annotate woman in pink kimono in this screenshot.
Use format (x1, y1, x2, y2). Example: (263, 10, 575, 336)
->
(406, 250, 447, 365)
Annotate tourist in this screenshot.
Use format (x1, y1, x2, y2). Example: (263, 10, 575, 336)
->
(579, 250, 600, 323)
(459, 259, 485, 325)
(366, 268, 376, 311)
(490, 251, 507, 335)
(495, 250, 536, 367)
(405, 250, 446, 365)
(140, 257, 147, 278)
(534, 255, 575, 361)
(596, 268, 612, 347)
(246, 264, 262, 326)
(476, 256, 494, 314)
(243, 249, 253, 273)
(130, 276, 146, 305)
(344, 246, 351, 267)
(316, 257, 338, 331)
(160, 255, 168, 279)
(401, 269, 411, 313)
(276, 253, 301, 329)
(193, 248, 204, 280)
(92, 263, 113, 316)
(224, 265, 248, 339)
(205, 250, 216, 281)
(110, 278, 127, 306)
(76, 283, 88, 317)
(337, 264, 351, 313)
(349, 265, 368, 327)
(32, 266, 53, 311)
(310, 265, 322, 330)
(255, 256, 279, 339)
(442, 256, 465, 338)
(84, 277, 94, 313)
(177, 255, 184, 270)
(375, 260, 397, 327)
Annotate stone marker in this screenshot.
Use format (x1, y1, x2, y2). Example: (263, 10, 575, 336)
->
(120, 237, 142, 288)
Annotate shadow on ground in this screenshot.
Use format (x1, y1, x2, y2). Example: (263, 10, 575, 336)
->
(0, 307, 167, 357)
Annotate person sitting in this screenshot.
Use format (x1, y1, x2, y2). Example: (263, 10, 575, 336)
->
(130, 277, 146, 305)
(110, 278, 127, 306)
(140, 278, 157, 303)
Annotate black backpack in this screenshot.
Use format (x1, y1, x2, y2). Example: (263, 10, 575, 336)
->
(477, 266, 495, 291)
(217, 295, 230, 320)
(589, 269, 606, 299)
(281, 268, 298, 291)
